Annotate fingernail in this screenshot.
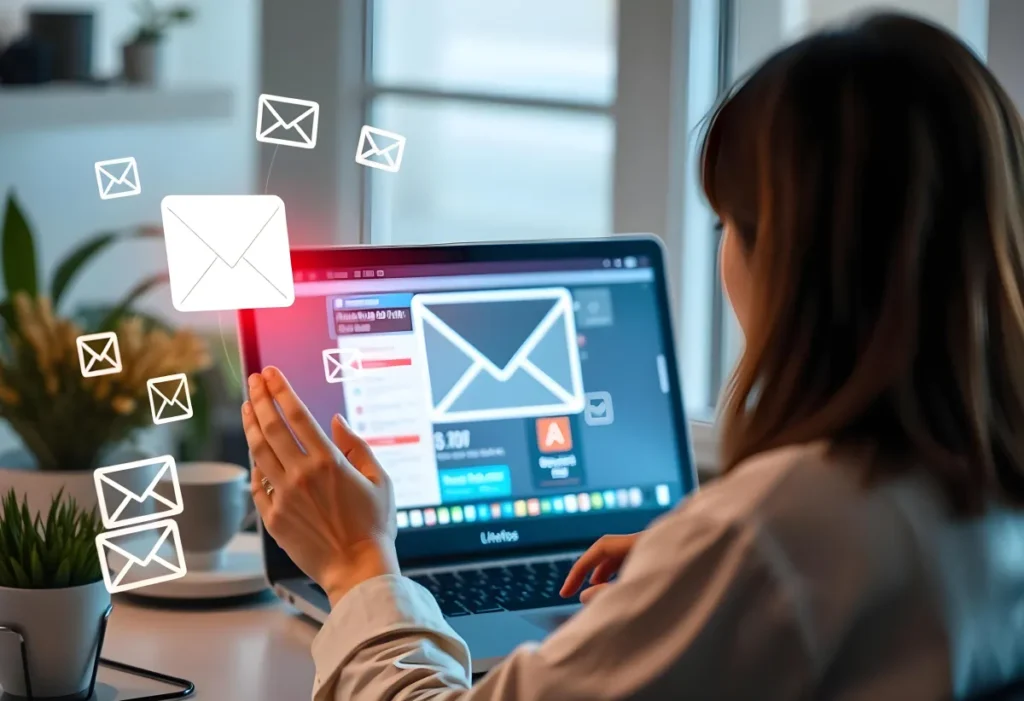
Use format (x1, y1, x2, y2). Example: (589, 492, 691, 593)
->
(336, 413, 349, 427)
(248, 373, 260, 389)
(242, 401, 252, 416)
(262, 366, 276, 380)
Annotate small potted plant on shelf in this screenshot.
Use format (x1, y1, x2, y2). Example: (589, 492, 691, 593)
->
(0, 190, 212, 515)
(0, 488, 109, 700)
(122, 0, 195, 85)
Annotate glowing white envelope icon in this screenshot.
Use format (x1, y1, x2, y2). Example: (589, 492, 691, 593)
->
(410, 287, 585, 424)
(76, 331, 122, 377)
(94, 157, 141, 200)
(160, 195, 295, 312)
(93, 454, 184, 529)
(95, 518, 187, 594)
(147, 373, 193, 425)
(355, 125, 406, 173)
(256, 94, 319, 149)
(322, 347, 364, 383)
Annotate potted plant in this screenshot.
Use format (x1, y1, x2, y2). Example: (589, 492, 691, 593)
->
(0, 190, 211, 516)
(0, 488, 109, 699)
(121, 1, 195, 85)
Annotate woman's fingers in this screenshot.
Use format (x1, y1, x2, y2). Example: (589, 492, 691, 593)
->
(589, 558, 621, 585)
(242, 401, 286, 483)
(330, 414, 385, 483)
(579, 582, 610, 605)
(247, 373, 303, 465)
(261, 367, 333, 456)
(561, 540, 611, 597)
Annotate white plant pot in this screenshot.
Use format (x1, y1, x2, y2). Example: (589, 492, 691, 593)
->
(0, 446, 151, 518)
(0, 579, 111, 699)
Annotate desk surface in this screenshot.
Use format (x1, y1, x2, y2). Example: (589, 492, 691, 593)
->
(99, 593, 318, 700)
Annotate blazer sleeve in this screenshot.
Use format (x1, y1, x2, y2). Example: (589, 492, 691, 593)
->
(310, 507, 815, 701)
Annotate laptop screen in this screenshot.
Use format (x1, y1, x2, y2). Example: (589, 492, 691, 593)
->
(239, 238, 696, 570)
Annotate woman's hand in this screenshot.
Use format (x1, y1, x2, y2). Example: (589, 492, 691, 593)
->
(242, 366, 399, 607)
(560, 533, 639, 604)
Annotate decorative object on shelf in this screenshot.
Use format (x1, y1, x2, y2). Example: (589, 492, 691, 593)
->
(28, 11, 95, 82)
(0, 190, 212, 515)
(0, 488, 109, 699)
(121, 1, 195, 85)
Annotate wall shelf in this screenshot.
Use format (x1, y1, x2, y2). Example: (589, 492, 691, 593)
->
(0, 85, 234, 133)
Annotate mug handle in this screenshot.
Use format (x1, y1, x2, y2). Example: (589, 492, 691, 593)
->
(240, 478, 259, 530)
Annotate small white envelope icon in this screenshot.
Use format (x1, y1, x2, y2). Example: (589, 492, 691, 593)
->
(256, 94, 319, 149)
(147, 373, 193, 425)
(94, 157, 141, 200)
(93, 455, 184, 529)
(161, 195, 295, 312)
(323, 348, 364, 383)
(355, 125, 406, 173)
(95, 519, 187, 594)
(76, 331, 122, 377)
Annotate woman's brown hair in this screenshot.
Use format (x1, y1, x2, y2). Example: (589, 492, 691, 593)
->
(702, 13, 1024, 515)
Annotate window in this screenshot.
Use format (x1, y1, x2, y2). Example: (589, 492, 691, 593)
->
(366, 0, 618, 245)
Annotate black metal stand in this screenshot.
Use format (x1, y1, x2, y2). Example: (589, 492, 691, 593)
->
(0, 604, 194, 700)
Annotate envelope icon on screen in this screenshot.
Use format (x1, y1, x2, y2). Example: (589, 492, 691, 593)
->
(93, 455, 183, 530)
(76, 331, 122, 377)
(161, 195, 295, 312)
(323, 347, 364, 383)
(147, 373, 193, 425)
(256, 94, 319, 149)
(411, 287, 585, 424)
(355, 125, 406, 173)
(95, 519, 187, 594)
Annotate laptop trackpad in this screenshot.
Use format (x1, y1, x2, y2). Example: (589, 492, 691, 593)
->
(520, 609, 577, 632)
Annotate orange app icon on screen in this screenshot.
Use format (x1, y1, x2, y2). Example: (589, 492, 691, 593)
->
(536, 417, 572, 453)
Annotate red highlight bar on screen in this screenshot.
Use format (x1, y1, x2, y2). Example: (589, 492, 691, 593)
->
(361, 358, 413, 370)
(365, 435, 421, 447)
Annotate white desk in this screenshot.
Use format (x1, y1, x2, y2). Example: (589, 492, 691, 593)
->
(97, 593, 318, 700)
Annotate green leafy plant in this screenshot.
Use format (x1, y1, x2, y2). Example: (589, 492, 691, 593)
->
(0, 189, 212, 470)
(130, 0, 195, 44)
(0, 488, 103, 589)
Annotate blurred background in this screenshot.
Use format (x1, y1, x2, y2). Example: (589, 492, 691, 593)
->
(0, 0, 1020, 472)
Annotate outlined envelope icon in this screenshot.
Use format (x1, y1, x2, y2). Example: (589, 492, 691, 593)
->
(93, 455, 184, 529)
(76, 331, 122, 377)
(147, 373, 193, 425)
(355, 125, 406, 173)
(94, 157, 141, 200)
(161, 195, 295, 312)
(411, 287, 585, 424)
(256, 94, 319, 149)
(95, 518, 187, 594)
(322, 347, 364, 383)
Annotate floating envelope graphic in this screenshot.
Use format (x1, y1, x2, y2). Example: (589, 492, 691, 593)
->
(94, 157, 141, 200)
(355, 125, 406, 173)
(147, 373, 193, 425)
(410, 287, 585, 423)
(161, 195, 295, 312)
(322, 347, 364, 383)
(256, 94, 319, 149)
(95, 519, 187, 594)
(93, 455, 183, 529)
(76, 331, 122, 377)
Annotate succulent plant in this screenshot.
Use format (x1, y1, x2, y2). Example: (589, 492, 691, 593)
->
(0, 488, 104, 589)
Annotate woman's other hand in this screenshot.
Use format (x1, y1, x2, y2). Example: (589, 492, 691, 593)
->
(560, 533, 639, 604)
(242, 366, 399, 607)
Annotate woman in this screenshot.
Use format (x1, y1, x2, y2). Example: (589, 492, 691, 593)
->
(242, 13, 1024, 700)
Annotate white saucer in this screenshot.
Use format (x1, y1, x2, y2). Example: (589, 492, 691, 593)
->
(123, 533, 269, 600)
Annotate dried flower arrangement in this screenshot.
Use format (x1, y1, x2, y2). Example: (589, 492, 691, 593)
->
(0, 190, 211, 471)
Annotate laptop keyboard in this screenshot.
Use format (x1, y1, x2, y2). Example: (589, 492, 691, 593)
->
(408, 557, 586, 617)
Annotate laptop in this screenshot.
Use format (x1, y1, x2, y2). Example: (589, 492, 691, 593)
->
(238, 237, 697, 673)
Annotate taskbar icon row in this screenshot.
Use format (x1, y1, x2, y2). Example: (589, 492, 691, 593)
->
(395, 484, 673, 530)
